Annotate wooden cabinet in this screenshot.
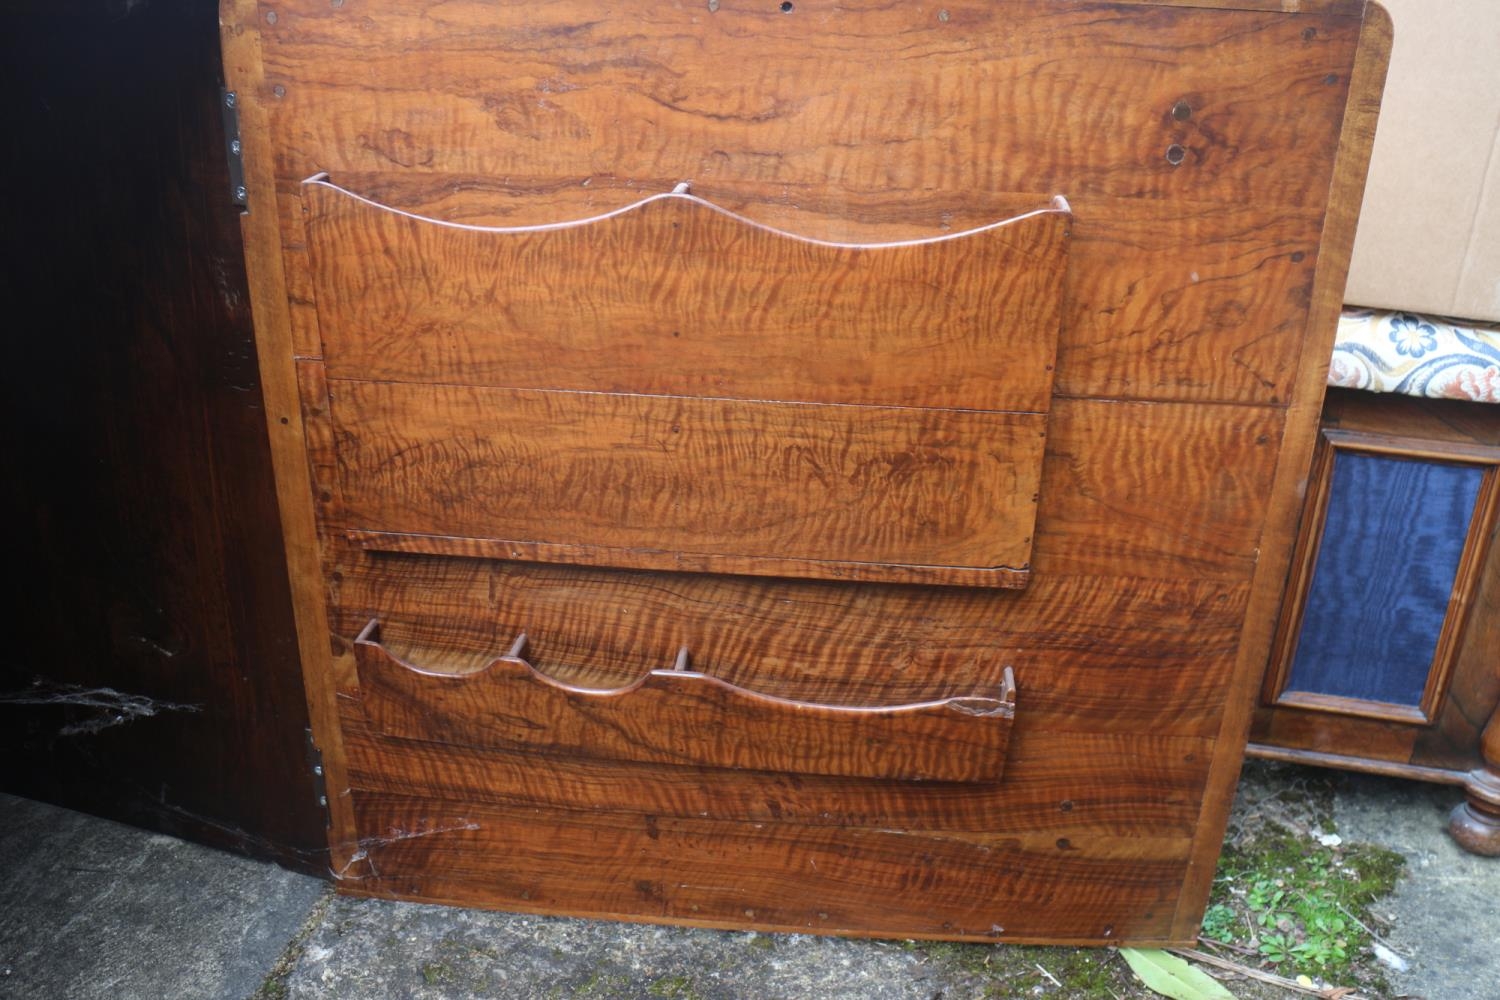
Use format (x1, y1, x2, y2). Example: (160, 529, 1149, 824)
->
(1251, 388, 1500, 855)
(223, 0, 1394, 943)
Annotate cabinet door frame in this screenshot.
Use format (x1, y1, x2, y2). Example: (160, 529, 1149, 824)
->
(1265, 421, 1500, 726)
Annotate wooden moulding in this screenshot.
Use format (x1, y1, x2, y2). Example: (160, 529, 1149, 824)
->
(1262, 426, 1500, 725)
(305, 178, 1071, 589)
(354, 620, 1018, 783)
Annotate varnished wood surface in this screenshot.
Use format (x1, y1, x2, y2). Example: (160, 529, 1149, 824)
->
(357, 621, 1016, 782)
(223, 0, 1392, 942)
(333, 549, 1246, 737)
(258, 0, 1362, 407)
(222, 0, 362, 869)
(289, 175, 1328, 405)
(1169, 0, 1392, 939)
(343, 716, 1211, 837)
(346, 792, 1189, 943)
(331, 381, 1047, 586)
(320, 394, 1285, 589)
(303, 183, 1070, 412)
(259, 1, 1356, 211)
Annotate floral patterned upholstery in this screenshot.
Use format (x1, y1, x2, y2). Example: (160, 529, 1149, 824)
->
(1330, 308, 1500, 403)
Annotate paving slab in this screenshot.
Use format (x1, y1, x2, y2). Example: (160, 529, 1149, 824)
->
(1334, 773, 1500, 1000)
(0, 793, 326, 1000)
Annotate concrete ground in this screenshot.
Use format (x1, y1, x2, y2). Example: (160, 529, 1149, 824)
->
(1, 763, 1494, 1000)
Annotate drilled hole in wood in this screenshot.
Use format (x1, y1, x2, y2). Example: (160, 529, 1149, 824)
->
(1165, 144, 1187, 166)
(1171, 100, 1192, 121)
(780, 1, 794, 11)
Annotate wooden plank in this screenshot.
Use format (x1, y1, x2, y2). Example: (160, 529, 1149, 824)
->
(220, 0, 361, 872)
(346, 793, 1188, 943)
(1032, 399, 1282, 580)
(258, 1, 1358, 211)
(1054, 200, 1323, 403)
(1249, 705, 1418, 762)
(325, 393, 1283, 587)
(287, 174, 1328, 406)
(302, 181, 1069, 413)
(1170, 0, 1392, 940)
(331, 546, 1247, 738)
(355, 621, 1015, 782)
(342, 719, 1214, 837)
(330, 381, 1048, 586)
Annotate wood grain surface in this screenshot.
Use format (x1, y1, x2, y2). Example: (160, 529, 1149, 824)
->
(356, 621, 1017, 782)
(258, 1, 1356, 210)
(222, 0, 1391, 944)
(332, 549, 1246, 738)
(259, 0, 1363, 406)
(303, 183, 1070, 412)
(330, 380, 1047, 586)
(342, 717, 1212, 837)
(346, 792, 1190, 943)
(1171, 2, 1392, 937)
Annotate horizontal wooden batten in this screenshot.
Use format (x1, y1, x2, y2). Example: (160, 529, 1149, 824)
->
(260, 2, 1357, 210)
(330, 381, 1048, 587)
(329, 549, 1247, 738)
(303, 180, 1070, 413)
(355, 620, 1017, 782)
(347, 531, 1032, 590)
(343, 717, 1211, 836)
(346, 792, 1188, 943)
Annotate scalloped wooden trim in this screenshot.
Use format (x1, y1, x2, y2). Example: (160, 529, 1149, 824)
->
(354, 620, 1016, 783)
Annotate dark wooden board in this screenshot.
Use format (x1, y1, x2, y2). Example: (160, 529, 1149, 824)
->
(0, 0, 323, 869)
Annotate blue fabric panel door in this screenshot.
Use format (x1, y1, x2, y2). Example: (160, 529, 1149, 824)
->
(1285, 451, 1485, 708)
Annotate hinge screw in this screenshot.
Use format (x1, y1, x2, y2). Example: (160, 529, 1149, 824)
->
(224, 91, 237, 109)
(313, 765, 323, 776)
(235, 185, 248, 201)
(230, 139, 242, 155)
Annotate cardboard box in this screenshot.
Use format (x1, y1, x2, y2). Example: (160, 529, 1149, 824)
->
(1346, 0, 1500, 323)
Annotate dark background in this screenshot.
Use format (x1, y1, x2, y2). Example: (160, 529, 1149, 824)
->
(0, 0, 325, 872)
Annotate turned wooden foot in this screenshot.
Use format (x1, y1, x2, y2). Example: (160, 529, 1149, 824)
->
(1449, 768, 1500, 857)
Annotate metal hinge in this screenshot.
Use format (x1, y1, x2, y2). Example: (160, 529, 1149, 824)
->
(305, 726, 331, 829)
(221, 88, 248, 211)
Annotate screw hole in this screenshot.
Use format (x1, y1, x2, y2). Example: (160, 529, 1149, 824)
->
(780, 1, 793, 11)
(1165, 144, 1187, 166)
(1171, 100, 1192, 122)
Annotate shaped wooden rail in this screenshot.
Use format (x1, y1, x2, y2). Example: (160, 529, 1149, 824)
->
(305, 178, 1071, 588)
(354, 620, 1017, 783)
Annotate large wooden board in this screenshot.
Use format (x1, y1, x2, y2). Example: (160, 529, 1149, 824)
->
(223, 0, 1391, 946)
